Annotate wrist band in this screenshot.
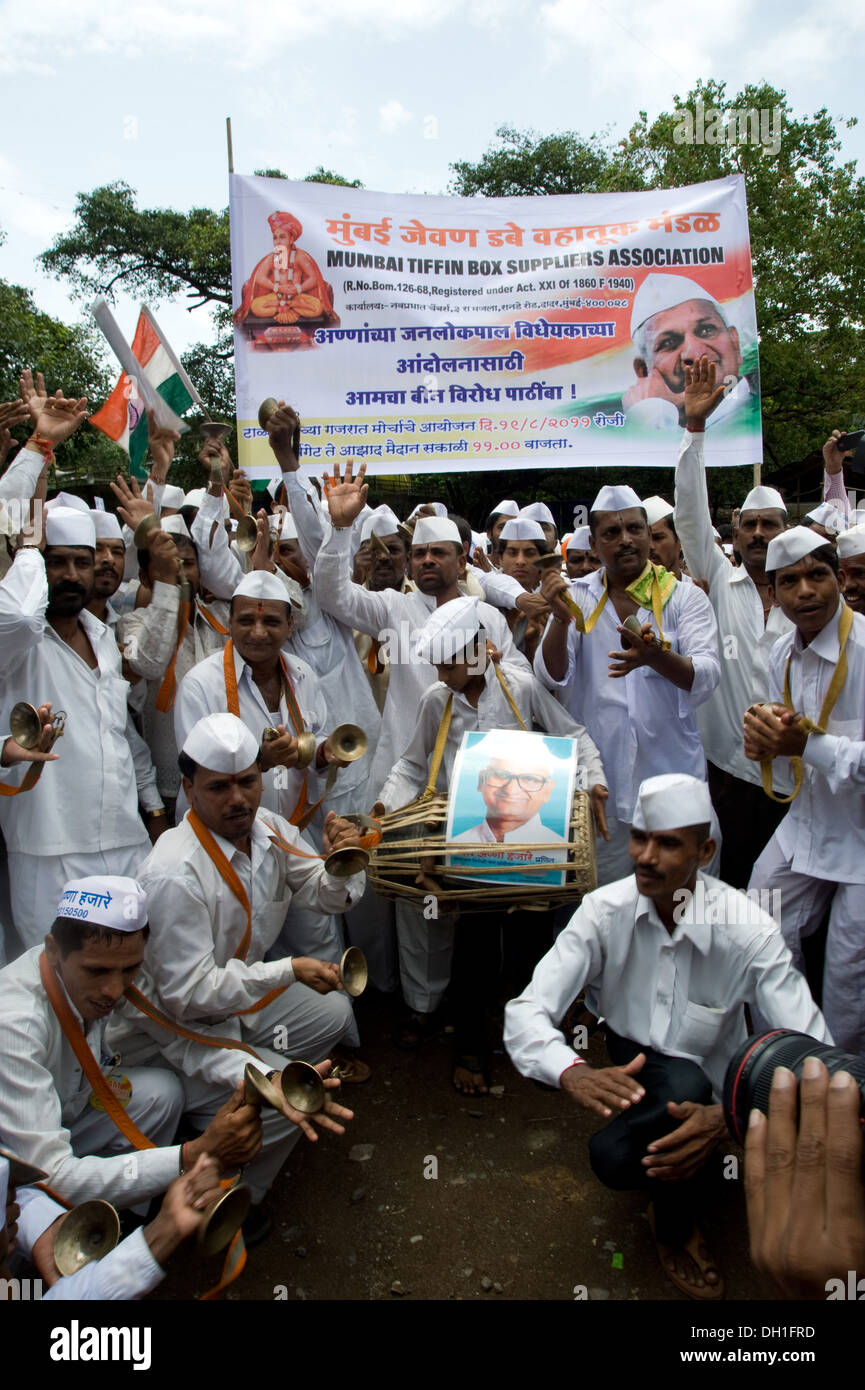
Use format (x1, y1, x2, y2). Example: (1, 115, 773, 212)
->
(29, 434, 55, 463)
(685, 422, 705, 434)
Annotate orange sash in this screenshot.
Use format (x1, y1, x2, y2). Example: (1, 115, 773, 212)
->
(154, 595, 192, 713)
(0, 762, 44, 797)
(196, 599, 229, 636)
(39, 952, 156, 1151)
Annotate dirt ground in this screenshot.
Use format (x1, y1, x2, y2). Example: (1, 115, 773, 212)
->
(152, 989, 775, 1305)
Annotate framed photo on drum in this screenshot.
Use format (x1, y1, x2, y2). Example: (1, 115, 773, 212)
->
(445, 730, 578, 887)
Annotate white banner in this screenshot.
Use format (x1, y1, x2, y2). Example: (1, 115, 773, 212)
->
(229, 173, 761, 481)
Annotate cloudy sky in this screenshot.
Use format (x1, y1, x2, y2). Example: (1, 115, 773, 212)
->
(1, 0, 862, 372)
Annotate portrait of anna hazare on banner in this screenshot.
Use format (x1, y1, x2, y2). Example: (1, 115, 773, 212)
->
(445, 730, 578, 887)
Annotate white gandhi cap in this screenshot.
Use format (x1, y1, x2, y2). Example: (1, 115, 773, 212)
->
(90, 510, 124, 541)
(766, 525, 832, 573)
(233, 570, 292, 603)
(44, 507, 96, 548)
(182, 712, 260, 773)
(412, 516, 461, 546)
(740, 485, 787, 514)
(499, 518, 546, 543)
(590, 484, 643, 514)
(837, 524, 865, 560)
(630, 272, 721, 339)
(415, 595, 481, 665)
(642, 495, 674, 527)
(520, 502, 555, 528)
(56, 875, 148, 933)
(632, 774, 713, 831)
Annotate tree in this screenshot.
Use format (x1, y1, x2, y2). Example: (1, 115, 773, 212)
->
(0, 234, 116, 483)
(451, 85, 865, 476)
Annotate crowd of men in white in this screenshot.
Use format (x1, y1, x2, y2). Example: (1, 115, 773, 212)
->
(0, 355, 863, 1303)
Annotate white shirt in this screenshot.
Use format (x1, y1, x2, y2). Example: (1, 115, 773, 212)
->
(174, 642, 327, 824)
(0, 947, 181, 1206)
(453, 811, 567, 845)
(121, 583, 230, 799)
(192, 489, 382, 807)
(137, 809, 364, 1024)
(768, 602, 865, 883)
(378, 661, 605, 811)
(674, 428, 794, 788)
(533, 565, 720, 822)
(0, 550, 157, 855)
(504, 871, 830, 1099)
(314, 524, 531, 797)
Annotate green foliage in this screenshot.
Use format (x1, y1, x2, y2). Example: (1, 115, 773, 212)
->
(0, 275, 118, 482)
(450, 124, 612, 197)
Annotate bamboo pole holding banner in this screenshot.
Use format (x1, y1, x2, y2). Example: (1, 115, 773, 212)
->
(226, 117, 234, 175)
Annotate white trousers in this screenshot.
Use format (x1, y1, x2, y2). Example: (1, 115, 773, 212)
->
(8, 841, 150, 950)
(749, 833, 865, 1055)
(184, 983, 354, 1203)
(69, 1065, 185, 1214)
(395, 898, 456, 1014)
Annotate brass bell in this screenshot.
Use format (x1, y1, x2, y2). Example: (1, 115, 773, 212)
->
(133, 513, 160, 548)
(258, 398, 279, 431)
(339, 946, 368, 998)
(323, 845, 370, 878)
(279, 1060, 326, 1115)
(325, 724, 367, 764)
(9, 703, 65, 750)
(235, 515, 259, 553)
(54, 1200, 121, 1276)
(0, 1145, 47, 1187)
(197, 1183, 252, 1257)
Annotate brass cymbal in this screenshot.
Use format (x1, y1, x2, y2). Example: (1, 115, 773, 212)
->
(369, 531, 391, 556)
(198, 420, 233, 442)
(197, 1184, 251, 1257)
(532, 551, 564, 573)
(295, 731, 317, 768)
(133, 513, 160, 548)
(325, 724, 367, 764)
(279, 1060, 326, 1114)
(235, 515, 258, 553)
(54, 1200, 120, 1276)
(258, 398, 280, 431)
(242, 1062, 285, 1113)
(339, 946, 368, 998)
(9, 703, 42, 750)
(323, 845, 369, 878)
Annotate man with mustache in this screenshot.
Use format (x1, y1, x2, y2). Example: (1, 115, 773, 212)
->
(505, 773, 828, 1300)
(0, 408, 165, 949)
(674, 357, 794, 888)
(536, 480, 720, 884)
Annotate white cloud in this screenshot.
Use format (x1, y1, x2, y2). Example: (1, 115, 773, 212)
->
(379, 100, 413, 135)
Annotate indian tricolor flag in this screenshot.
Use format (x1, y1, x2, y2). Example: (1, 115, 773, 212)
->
(90, 301, 193, 477)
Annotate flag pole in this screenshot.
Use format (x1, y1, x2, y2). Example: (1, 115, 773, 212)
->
(226, 117, 234, 175)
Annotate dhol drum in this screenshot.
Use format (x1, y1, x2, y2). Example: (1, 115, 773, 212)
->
(368, 786, 597, 914)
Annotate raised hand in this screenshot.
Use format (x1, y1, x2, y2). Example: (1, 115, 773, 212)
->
(822, 428, 857, 477)
(274, 1058, 354, 1142)
(110, 473, 156, 530)
(684, 356, 726, 426)
(266, 402, 302, 471)
(325, 459, 368, 530)
(228, 469, 253, 514)
(19, 369, 48, 424)
(31, 393, 89, 448)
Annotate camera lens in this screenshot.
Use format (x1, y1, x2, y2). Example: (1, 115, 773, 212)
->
(723, 1029, 865, 1145)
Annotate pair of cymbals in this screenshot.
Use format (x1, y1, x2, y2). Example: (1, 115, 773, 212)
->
(243, 1060, 326, 1116)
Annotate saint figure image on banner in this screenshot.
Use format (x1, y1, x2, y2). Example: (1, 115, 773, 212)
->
(234, 210, 339, 343)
